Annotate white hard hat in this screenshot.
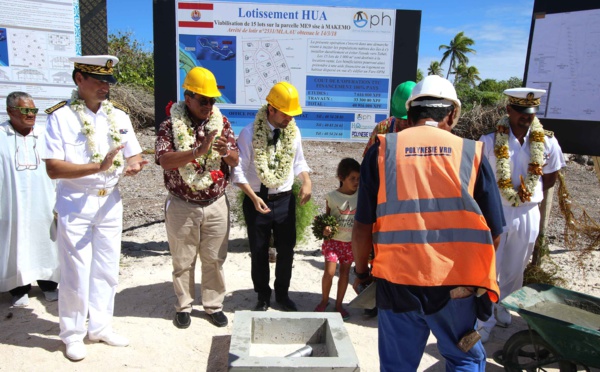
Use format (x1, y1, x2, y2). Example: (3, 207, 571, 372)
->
(406, 75, 461, 128)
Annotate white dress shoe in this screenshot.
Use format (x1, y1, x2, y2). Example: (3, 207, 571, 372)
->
(43, 289, 59, 302)
(495, 305, 512, 328)
(90, 332, 129, 347)
(11, 293, 29, 307)
(478, 327, 491, 344)
(66, 341, 87, 361)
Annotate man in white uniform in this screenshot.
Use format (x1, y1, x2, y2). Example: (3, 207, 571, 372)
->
(43, 55, 147, 361)
(1, 92, 59, 307)
(478, 88, 565, 342)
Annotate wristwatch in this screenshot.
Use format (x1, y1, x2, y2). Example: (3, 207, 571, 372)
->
(353, 266, 370, 280)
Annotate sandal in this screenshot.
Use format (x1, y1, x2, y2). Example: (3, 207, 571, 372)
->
(337, 307, 350, 321)
(314, 303, 328, 312)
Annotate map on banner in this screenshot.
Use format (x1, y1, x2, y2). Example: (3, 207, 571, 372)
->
(242, 39, 291, 104)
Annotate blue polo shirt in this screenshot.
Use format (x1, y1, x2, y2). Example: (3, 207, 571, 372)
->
(357, 139, 505, 314)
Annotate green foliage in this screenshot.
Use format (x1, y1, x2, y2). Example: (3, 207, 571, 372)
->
(311, 214, 339, 240)
(455, 75, 523, 110)
(456, 85, 504, 110)
(234, 179, 318, 245)
(292, 181, 319, 244)
(477, 77, 523, 93)
(108, 31, 154, 92)
(416, 68, 424, 83)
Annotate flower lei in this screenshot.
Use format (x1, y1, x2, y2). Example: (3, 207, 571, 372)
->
(252, 105, 297, 188)
(494, 115, 545, 206)
(70, 89, 122, 173)
(169, 100, 224, 191)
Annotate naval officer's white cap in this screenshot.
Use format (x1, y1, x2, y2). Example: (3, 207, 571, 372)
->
(69, 55, 119, 84)
(504, 87, 546, 114)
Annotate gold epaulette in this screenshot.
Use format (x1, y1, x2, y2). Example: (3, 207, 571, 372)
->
(544, 129, 554, 138)
(110, 100, 130, 114)
(44, 101, 67, 114)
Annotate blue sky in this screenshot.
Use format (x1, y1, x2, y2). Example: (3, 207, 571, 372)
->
(107, 0, 534, 81)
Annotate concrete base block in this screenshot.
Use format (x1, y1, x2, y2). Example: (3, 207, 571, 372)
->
(229, 311, 360, 371)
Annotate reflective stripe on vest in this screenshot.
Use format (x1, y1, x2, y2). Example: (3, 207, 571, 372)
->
(372, 127, 499, 301)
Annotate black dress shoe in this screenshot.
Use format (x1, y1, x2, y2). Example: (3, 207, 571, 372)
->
(253, 300, 270, 311)
(174, 312, 191, 329)
(209, 311, 228, 327)
(276, 297, 297, 312)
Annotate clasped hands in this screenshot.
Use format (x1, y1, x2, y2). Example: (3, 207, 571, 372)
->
(193, 130, 229, 158)
(100, 144, 148, 176)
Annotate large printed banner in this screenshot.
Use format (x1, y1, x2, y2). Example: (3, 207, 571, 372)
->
(0, 0, 80, 126)
(176, 1, 397, 141)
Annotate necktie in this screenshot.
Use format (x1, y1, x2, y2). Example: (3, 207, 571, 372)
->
(273, 128, 281, 147)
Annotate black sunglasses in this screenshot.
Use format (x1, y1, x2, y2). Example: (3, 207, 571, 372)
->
(10, 106, 39, 115)
(194, 96, 216, 106)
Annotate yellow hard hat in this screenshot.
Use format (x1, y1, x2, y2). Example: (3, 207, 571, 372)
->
(266, 81, 302, 116)
(182, 67, 221, 97)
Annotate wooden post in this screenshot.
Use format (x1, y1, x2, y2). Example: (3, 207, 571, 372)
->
(594, 156, 600, 185)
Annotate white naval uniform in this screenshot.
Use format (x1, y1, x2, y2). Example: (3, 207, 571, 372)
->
(0, 121, 59, 292)
(43, 101, 141, 344)
(478, 123, 565, 329)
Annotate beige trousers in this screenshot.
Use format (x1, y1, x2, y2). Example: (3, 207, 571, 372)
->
(165, 194, 229, 314)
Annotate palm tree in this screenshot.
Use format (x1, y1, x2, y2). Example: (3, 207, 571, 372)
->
(416, 68, 424, 83)
(454, 63, 482, 88)
(427, 61, 444, 76)
(439, 32, 476, 79)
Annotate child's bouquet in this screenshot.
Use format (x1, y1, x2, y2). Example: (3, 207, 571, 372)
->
(311, 214, 338, 240)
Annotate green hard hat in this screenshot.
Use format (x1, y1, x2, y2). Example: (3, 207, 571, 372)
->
(390, 81, 417, 119)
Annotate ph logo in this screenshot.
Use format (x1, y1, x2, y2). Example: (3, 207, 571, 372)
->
(353, 11, 368, 28)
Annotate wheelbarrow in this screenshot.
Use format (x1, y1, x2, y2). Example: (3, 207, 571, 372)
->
(493, 283, 600, 371)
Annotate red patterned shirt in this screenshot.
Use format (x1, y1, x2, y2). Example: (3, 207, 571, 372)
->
(155, 107, 238, 201)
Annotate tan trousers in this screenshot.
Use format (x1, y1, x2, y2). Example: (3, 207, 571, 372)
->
(165, 194, 229, 314)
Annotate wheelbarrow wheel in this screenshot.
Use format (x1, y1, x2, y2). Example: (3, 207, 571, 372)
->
(500, 330, 577, 372)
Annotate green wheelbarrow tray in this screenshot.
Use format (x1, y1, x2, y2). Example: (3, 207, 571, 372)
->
(500, 283, 600, 368)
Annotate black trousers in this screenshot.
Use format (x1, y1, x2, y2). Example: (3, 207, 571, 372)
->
(9, 280, 58, 297)
(243, 193, 296, 302)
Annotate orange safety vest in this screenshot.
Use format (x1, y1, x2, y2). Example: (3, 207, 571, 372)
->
(373, 126, 499, 302)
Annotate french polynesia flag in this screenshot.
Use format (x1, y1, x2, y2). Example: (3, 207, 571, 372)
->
(178, 2, 214, 28)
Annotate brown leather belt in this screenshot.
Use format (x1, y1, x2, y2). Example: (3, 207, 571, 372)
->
(266, 190, 292, 201)
(172, 193, 222, 207)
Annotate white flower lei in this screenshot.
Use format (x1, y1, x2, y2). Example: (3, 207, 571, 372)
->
(70, 89, 122, 173)
(170, 101, 224, 191)
(494, 115, 545, 206)
(252, 105, 297, 188)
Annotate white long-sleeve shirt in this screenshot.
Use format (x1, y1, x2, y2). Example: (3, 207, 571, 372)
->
(232, 120, 310, 193)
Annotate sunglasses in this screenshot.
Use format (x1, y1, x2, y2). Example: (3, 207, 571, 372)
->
(11, 106, 39, 115)
(194, 96, 216, 106)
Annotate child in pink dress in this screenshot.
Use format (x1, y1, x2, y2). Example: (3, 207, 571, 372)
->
(314, 158, 360, 320)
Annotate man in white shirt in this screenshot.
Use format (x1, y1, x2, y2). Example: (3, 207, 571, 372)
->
(43, 55, 147, 361)
(232, 81, 312, 312)
(478, 88, 565, 343)
(0, 92, 59, 307)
